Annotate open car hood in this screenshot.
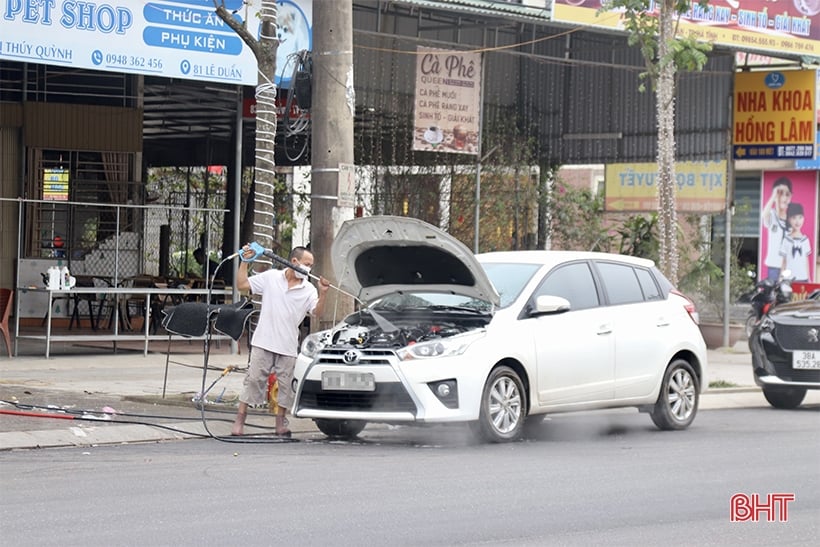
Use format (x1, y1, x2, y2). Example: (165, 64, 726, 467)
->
(331, 216, 500, 306)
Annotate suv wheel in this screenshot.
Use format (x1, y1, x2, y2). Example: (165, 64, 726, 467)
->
(762, 387, 806, 409)
(650, 359, 699, 430)
(474, 366, 525, 443)
(314, 419, 367, 439)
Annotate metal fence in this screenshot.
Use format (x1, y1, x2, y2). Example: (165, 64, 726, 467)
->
(10, 197, 227, 288)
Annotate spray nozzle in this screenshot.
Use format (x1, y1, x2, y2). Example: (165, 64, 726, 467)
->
(236, 241, 265, 262)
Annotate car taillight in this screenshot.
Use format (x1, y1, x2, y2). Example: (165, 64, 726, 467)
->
(671, 289, 699, 325)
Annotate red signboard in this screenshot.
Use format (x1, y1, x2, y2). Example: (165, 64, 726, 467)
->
(242, 97, 310, 120)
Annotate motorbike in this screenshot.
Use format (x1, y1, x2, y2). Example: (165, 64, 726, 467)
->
(744, 270, 794, 338)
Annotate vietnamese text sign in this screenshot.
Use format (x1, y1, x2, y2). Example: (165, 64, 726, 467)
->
(413, 47, 482, 155)
(0, 0, 312, 86)
(43, 168, 69, 201)
(552, 1, 820, 58)
(605, 161, 727, 212)
(733, 70, 816, 160)
(337, 163, 355, 208)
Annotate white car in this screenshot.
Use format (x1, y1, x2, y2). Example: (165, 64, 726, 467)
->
(293, 216, 708, 443)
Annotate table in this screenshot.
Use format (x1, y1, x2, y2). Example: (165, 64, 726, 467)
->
(15, 286, 236, 358)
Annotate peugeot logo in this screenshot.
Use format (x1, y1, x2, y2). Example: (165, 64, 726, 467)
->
(808, 328, 819, 344)
(342, 349, 361, 365)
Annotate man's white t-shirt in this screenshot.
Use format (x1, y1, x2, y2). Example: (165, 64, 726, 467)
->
(248, 268, 318, 356)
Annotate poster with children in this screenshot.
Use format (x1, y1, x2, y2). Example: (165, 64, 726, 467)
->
(758, 171, 819, 283)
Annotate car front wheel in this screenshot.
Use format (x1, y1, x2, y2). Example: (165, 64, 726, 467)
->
(474, 366, 526, 443)
(762, 387, 806, 409)
(314, 419, 367, 439)
(650, 359, 699, 430)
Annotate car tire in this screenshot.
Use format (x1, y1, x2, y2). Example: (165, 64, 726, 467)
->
(474, 366, 526, 443)
(650, 359, 699, 430)
(762, 387, 806, 409)
(314, 419, 367, 439)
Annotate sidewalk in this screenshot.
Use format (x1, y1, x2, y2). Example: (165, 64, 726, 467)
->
(1, 342, 817, 451)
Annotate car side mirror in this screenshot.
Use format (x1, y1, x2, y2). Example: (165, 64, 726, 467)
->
(532, 295, 571, 316)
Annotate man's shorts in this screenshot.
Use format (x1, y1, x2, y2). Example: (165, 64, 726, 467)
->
(240, 346, 296, 409)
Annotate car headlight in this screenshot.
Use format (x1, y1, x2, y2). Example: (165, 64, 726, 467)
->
(396, 332, 484, 361)
(300, 331, 329, 359)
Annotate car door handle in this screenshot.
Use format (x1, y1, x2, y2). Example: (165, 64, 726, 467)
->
(597, 324, 613, 335)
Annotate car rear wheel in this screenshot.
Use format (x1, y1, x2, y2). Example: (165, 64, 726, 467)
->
(762, 387, 806, 409)
(650, 359, 699, 430)
(474, 366, 525, 443)
(314, 419, 367, 439)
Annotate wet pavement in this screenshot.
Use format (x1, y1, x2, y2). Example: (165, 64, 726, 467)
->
(2, 337, 818, 450)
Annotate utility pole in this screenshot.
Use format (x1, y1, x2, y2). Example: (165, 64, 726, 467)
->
(311, 1, 355, 329)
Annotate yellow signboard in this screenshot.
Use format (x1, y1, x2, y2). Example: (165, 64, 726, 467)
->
(605, 161, 727, 212)
(733, 69, 817, 160)
(551, 1, 820, 58)
(43, 168, 69, 201)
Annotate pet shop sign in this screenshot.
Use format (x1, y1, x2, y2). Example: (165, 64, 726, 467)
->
(413, 47, 483, 155)
(0, 0, 308, 86)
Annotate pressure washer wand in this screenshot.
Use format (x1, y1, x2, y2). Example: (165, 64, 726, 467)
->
(195, 365, 235, 404)
(231, 242, 364, 305)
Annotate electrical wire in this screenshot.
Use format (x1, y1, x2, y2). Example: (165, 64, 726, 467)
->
(282, 49, 312, 162)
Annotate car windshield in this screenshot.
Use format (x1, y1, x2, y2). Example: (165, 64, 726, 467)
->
(480, 262, 541, 308)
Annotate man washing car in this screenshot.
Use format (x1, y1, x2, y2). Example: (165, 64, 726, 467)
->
(231, 245, 330, 437)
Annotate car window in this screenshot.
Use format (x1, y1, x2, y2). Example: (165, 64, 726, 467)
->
(635, 268, 662, 301)
(534, 262, 599, 311)
(481, 262, 541, 308)
(596, 261, 644, 305)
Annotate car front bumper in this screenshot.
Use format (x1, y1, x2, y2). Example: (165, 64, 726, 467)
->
(292, 350, 485, 424)
(750, 331, 820, 390)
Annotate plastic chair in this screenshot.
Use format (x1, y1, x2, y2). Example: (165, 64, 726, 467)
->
(0, 288, 13, 357)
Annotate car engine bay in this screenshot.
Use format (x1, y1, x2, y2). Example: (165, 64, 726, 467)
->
(328, 309, 491, 349)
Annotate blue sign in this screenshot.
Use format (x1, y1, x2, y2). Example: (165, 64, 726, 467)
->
(0, 0, 313, 87)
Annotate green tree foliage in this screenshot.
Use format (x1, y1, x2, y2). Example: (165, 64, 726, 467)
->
(617, 213, 659, 260)
(545, 177, 609, 252)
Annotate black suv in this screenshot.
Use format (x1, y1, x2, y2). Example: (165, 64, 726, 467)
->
(749, 299, 820, 408)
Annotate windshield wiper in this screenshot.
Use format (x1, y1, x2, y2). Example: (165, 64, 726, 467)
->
(428, 305, 490, 314)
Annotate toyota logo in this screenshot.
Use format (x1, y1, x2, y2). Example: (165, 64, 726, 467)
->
(808, 328, 819, 344)
(342, 349, 360, 365)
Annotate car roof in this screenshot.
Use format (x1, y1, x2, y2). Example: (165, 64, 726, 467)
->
(477, 250, 657, 270)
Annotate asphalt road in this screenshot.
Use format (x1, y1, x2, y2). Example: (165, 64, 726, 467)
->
(1, 407, 817, 546)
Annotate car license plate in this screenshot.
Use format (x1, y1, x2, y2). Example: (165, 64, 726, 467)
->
(321, 371, 375, 391)
(793, 351, 820, 369)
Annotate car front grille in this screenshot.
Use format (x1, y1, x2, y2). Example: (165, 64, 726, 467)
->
(316, 348, 394, 365)
(773, 324, 820, 352)
(298, 380, 417, 414)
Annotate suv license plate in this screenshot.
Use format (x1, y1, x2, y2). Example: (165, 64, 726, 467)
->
(793, 351, 820, 369)
(321, 371, 375, 391)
